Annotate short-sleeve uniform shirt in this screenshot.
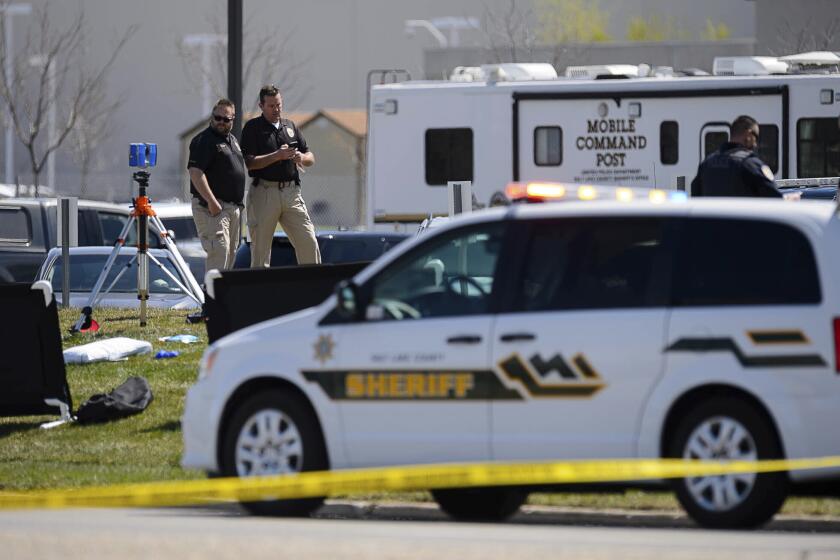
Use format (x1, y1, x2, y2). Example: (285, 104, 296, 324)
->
(187, 126, 246, 204)
(240, 116, 309, 184)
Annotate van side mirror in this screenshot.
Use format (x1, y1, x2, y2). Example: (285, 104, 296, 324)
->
(335, 280, 359, 320)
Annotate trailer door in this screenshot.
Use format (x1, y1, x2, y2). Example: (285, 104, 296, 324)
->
(700, 123, 731, 160)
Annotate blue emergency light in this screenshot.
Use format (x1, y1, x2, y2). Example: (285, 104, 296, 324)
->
(129, 143, 157, 168)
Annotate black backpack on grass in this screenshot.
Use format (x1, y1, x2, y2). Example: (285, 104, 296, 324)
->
(75, 376, 153, 425)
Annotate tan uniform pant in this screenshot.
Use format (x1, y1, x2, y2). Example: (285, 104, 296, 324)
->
(191, 199, 241, 275)
(247, 183, 321, 267)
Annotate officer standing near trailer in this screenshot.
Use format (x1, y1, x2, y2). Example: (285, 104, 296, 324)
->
(690, 115, 782, 198)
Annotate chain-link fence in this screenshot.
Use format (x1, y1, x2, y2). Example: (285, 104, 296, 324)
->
(300, 173, 365, 230)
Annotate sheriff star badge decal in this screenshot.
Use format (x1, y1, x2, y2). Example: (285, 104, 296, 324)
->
(314, 333, 335, 365)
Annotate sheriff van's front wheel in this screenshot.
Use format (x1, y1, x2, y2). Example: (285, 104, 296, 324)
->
(667, 396, 788, 529)
(432, 487, 528, 521)
(221, 389, 327, 517)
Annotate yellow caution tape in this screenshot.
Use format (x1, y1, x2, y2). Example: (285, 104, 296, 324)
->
(1, 456, 838, 510)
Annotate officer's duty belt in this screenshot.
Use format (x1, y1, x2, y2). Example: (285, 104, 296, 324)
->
(254, 178, 295, 189)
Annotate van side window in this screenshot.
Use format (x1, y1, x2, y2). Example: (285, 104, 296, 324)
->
(797, 118, 840, 177)
(425, 128, 474, 186)
(512, 218, 668, 312)
(757, 123, 779, 174)
(534, 126, 563, 166)
(672, 218, 820, 306)
(0, 208, 31, 243)
(660, 121, 678, 165)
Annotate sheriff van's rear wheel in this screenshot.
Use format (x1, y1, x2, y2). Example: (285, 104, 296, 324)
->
(432, 487, 528, 521)
(221, 389, 327, 516)
(667, 396, 788, 529)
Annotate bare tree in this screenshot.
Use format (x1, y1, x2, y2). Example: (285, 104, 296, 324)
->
(0, 3, 136, 196)
(66, 79, 121, 197)
(479, 0, 538, 63)
(176, 11, 312, 113)
(537, 0, 610, 69)
(774, 17, 840, 55)
(477, 0, 610, 71)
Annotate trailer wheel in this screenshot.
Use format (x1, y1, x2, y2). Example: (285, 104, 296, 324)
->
(432, 487, 527, 521)
(221, 389, 327, 517)
(667, 396, 788, 528)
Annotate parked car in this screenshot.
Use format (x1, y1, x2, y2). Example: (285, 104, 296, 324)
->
(184, 198, 840, 529)
(232, 230, 409, 269)
(152, 202, 207, 282)
(778, 184, 837, 200)
(36, 246, 200, 309)
(0, 198, 137, 283)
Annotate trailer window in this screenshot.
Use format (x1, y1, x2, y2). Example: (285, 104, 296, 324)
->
(425, 128, 474, 186)
(660, 121, 678, 165)
(756, 124, 779, 174)
(534, 126, 563, 166)
(797, 118, 840, 177)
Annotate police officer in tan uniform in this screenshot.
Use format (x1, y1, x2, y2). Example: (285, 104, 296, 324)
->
(240, 85, 320, 267)
(188, 99, 246, 273)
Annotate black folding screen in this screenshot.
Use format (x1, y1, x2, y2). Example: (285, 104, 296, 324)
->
(205, 262, 369, 343)
(0, 283, 71, 416)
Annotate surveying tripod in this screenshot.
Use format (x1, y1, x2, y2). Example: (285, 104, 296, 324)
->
(70, 170, 204, 332)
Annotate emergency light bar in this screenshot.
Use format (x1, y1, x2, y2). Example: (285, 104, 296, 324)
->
(504, 181, 688, 204)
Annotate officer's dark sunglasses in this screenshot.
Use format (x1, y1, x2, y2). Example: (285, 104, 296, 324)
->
(213, 114, 234, 123)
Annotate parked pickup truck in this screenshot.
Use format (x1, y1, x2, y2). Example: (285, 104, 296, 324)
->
(0, 198, 136, 283)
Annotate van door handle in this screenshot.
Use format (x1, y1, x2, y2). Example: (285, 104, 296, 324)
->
(499, 332, 536, 342)
(447, 335, 482, 345)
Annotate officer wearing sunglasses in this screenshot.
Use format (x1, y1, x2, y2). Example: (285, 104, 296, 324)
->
(187, 98, 247, 273)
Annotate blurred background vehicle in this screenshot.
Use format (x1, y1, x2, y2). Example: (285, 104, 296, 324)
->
(152, 202, 207, 282)
(777, 184, 838, 200)
(0, 198, 134, 283)
(36, 246, 199, 309)
(232, 230, 409, 269)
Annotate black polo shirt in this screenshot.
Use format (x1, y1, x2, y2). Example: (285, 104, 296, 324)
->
(187, 126, 246, 204)
(240, 115, 309, 184)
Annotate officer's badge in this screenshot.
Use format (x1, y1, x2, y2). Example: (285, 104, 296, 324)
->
(761, 165, 774, 181)
(313, 333, 335, 365)
(286, 127, 295, 137)
(216, 143, 228, 153)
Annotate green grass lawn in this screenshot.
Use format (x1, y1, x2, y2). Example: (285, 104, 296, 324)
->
(0, 307, 837, 517)
(0, 307, 207, 490)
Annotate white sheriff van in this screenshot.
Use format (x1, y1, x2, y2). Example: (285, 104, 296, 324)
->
(183, 196, 840, 528)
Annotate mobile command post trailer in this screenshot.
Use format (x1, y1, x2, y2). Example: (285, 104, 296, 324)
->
(366, 56, 840, 225)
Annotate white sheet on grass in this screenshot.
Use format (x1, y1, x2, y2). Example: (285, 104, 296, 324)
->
(63, 337, 152, 364)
